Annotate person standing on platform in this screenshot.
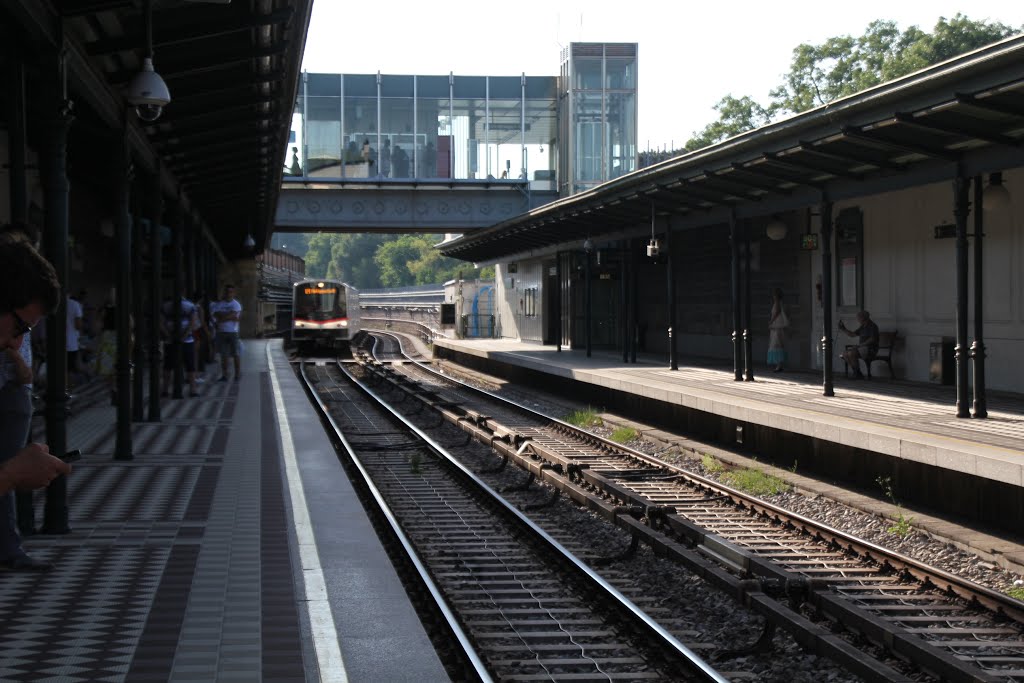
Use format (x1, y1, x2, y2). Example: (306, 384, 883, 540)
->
(161, 292, 200, 397)
(212, 284, 242, 382)
(65, 293, 83, 389)
(0, 231, 69, 568)
(767, 287, 789, 373)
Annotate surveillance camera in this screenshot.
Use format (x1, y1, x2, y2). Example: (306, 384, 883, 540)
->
(646, 239, 660, 257)
(135, 104, 163, 122)
(125, 58, 170, 121)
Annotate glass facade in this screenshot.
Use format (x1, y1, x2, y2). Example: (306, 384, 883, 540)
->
(559, 43, 638, 196)
(288, 72, 559, 189)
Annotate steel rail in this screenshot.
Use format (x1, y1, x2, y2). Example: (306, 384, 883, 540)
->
(298, 361, 492, 683)
(331, 358, 730, 683)
(365, 330, 1024, 683)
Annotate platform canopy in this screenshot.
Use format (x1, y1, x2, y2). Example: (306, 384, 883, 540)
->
(439, 35, 1024, 264)
(0, 0, 311, 258)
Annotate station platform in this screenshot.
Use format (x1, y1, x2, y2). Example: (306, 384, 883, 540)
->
(432, 337, 1024, 542)
(0, 339, 447, 683)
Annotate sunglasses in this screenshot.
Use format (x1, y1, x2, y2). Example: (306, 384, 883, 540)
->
(11, 309, 34, 337)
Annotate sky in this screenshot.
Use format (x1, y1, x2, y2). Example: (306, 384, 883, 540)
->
(300, 0, 1024, 152)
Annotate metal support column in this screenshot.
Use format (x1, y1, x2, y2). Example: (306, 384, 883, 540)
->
(742, 224, 754, 381)
(629, 240, 638, 364)
(821, 200, 835, 396)
(667, 225, 678, 371)
(730, 211, 742, 380)
(953, 173, 970, 418)
(621, 242, 629, 363)
(555, 252, 562, 352)
(186, 214, 196, 297)
(170, 200, 184, 399)
(147, 174, 163, 422)
(971, 176, 987, 418)
(114, 122, 133, 460)
(131, 180, 145, 421)
(7, 61, 28, 223)
(40, 56, 73, 535)
(585, 246, 592, 358)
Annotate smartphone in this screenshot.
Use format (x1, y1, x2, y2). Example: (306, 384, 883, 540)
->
(61, 449, 82, 464)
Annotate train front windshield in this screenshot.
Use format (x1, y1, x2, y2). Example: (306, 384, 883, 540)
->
(295, 284, 347, 320)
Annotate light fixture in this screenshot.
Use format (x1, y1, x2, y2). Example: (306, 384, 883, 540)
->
(765, 216, 788, 241)
(243, 233, 256, 250)
(125, 0, 170, 122)
(983, 172, 1011, 213)
(646, 203, 660, 257)
(583, 237, 593, 254)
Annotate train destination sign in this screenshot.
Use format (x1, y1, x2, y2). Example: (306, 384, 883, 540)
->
(304, 287, 337, 294)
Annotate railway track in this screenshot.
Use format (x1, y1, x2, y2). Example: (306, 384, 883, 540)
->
(298, 359, 728, 682)
(358, 331, 1024, 683)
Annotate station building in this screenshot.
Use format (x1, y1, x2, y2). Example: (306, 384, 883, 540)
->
(438, 36, 1024, 407)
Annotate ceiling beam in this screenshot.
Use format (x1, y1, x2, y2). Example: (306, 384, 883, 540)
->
(765, 152, 863, 181)
(841, 126, 960, 162)
(895, 112, 1020, 148)
(86, 7, 294, 56)
(956, 92, 1024, 118)
(797, 141, 904, 171)
(107, 42, 289, 84)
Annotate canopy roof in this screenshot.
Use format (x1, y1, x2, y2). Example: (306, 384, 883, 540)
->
(1, 0, 311, 257)
(439, 35, 1024, 263)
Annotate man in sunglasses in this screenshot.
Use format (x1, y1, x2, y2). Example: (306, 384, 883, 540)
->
(0, 231, 69, 570)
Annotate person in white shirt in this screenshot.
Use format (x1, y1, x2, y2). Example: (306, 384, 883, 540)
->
(65, 294, 83, 388)
(211, 284, 242, 382)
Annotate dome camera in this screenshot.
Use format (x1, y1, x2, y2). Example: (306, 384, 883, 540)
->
(125, 58, 170, 122)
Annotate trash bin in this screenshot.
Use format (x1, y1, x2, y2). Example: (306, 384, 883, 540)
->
(929, 338, 955, 385)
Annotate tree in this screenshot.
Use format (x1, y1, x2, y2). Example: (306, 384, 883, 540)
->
(684, 15, 1020, 152)
(684, 95, 774, 152)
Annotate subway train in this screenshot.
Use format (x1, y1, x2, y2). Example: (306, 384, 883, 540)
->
(291, 279, 361, 352)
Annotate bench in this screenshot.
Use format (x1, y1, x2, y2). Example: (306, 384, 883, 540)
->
(844, 330, 897, 379)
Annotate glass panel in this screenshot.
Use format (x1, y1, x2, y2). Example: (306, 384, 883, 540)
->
(343, 93, 377, 179)
(606, 91, 636, 180)
(488, 76, 520, 99)
(574, 91, 602, 185)
(450, 97, 485, 179)
(486, 97, 521, 179)
(307, 73, 341, 97)
(605, 56, 636, 89)
(417, 75, 449, 98)
(524, 79, 556, 189)
(380, 74, 414, 98)
(306, 95, 341, 178)
(453, 76, 486, 99)
(417, 86, 448, 179)
(573, 58, 602, 90)
(344, 74, 376, 97)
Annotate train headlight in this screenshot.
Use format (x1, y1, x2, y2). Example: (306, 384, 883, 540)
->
(339, 320, 348, 328)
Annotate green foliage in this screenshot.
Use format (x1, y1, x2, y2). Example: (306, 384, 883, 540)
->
(721, 467, 790, 496)
(564, 407, 603, 428)
(685, 95, 775, 152)
(300, 231, 494, 290)
(685, 15, 1020, 152)
(701, 453, 725, 475)
(876, 475, 915, 537)
(1007, 585, 1024, 601)
(609, 426, 638, 444)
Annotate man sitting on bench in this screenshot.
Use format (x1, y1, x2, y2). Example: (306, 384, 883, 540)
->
(839, 310, 879, 380)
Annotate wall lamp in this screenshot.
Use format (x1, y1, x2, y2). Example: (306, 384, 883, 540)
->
(243, 233, 256, 250)
(765, 216, 788, 241)
(983, 172, 1011, 213)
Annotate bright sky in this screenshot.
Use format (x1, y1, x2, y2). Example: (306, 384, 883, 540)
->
(301, 0, 1024, 152)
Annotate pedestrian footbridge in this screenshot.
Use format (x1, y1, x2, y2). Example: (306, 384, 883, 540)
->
(275, 179, 558, 233)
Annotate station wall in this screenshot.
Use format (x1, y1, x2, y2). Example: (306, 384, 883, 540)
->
(484, 167, 1022, 392)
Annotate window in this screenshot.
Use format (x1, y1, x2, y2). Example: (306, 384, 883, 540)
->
(524, 287, 537, 317)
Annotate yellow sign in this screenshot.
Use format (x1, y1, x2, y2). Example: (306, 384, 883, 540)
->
(304, 287, 337, 295)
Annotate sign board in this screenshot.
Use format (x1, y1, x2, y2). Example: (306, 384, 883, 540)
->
(440, 303, 456, 325)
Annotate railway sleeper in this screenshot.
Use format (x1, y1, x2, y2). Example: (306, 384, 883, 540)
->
(806, 591, 1005, 683)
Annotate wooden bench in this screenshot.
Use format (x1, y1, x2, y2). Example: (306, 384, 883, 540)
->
(844, 330, 897, 379)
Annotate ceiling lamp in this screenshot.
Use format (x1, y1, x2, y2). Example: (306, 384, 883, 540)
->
(982, 172, 1011, 213)
(765, 216, 788, 241)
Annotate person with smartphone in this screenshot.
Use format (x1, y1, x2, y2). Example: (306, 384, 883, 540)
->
(0, 228, 65, 570)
